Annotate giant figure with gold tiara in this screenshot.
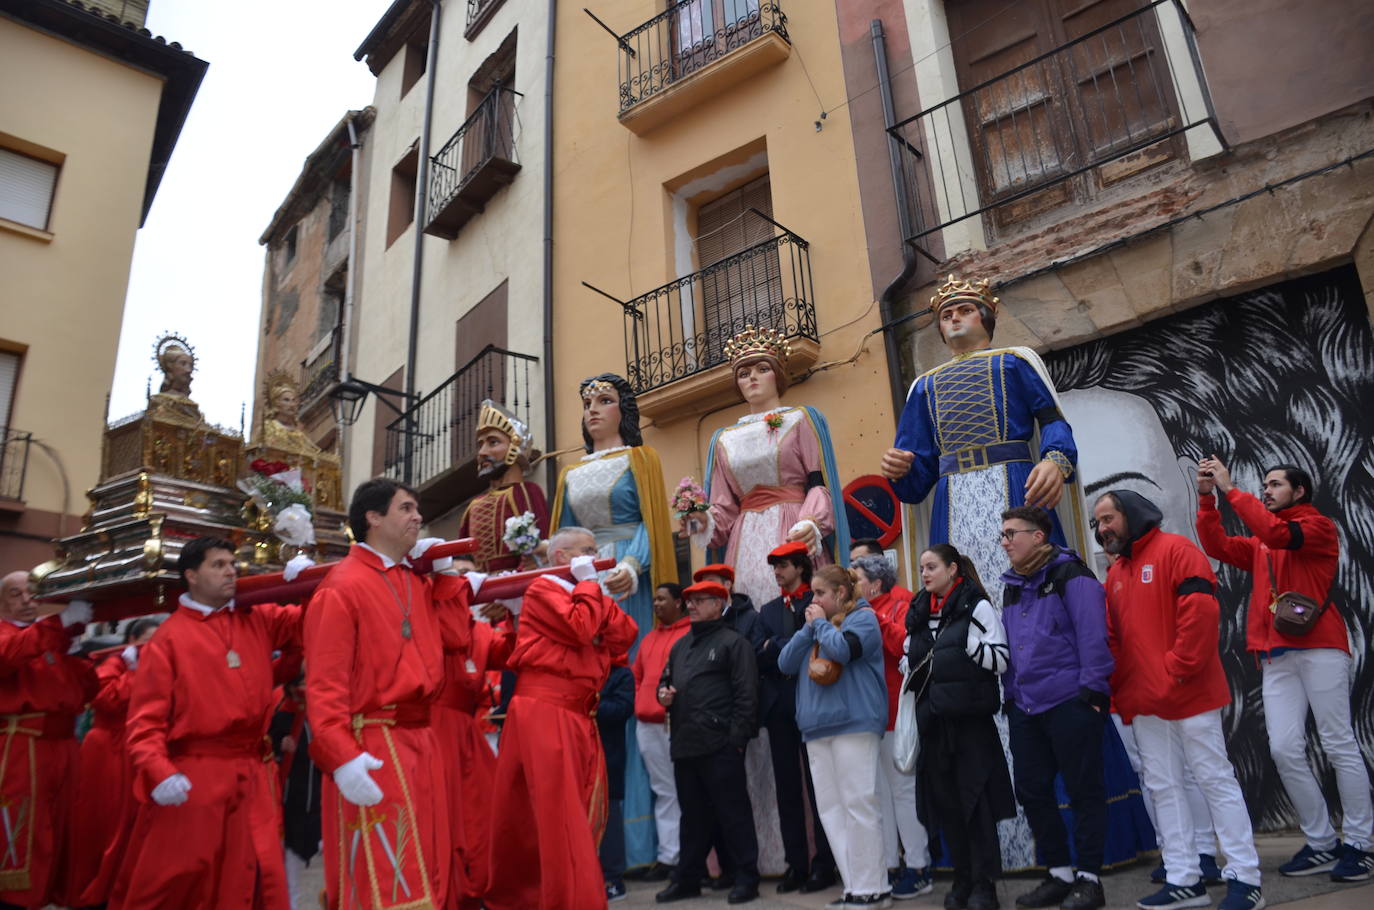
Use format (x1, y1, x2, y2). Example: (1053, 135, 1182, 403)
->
(882, 275, 1154, 871)
(457, 400, 550, 572)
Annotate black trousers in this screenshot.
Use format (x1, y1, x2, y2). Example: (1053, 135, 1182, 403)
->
(674, 746, 760, 888)
(764, 703, 834, 872)
(1008, 699, 1108, 875)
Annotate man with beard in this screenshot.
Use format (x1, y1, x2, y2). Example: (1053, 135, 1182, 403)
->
(458, 400, 549, 573)
(1094, 490, 1262, 910)
(1195, 458, 1373, 882)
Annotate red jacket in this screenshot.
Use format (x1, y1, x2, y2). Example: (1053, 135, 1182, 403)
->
(632, 616, 690, 723)
(1105, 527, 1230, 723)
(872, 586, 914, 730)
(1197, 489, 1347, 654)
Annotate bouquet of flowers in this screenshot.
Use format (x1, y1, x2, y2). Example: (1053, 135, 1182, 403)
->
(763, 411, 785, 437)
(502, 511, 541, 556)
(239, 459, 315, 546)
(672, 476, 709, 521)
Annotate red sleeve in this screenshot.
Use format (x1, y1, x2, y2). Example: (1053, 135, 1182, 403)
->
(1163, 542, 1222, 682)
(600, 596, 640, 659)
(522, 578, 606, 647)
(431, 573, 476, 653)
(125, 635, 181, 793)
(303, 586, 360, 772)
(876, 595, 909, 660)
(486, 622, 516, 670)
(91, 655, 134, 715)
(0, 617, 68, 675)
(1196, 494, 1258, 570)
(261, 602, 304, 651)
(1226, 488, 1338, 556)
(632, 644, 645, 687)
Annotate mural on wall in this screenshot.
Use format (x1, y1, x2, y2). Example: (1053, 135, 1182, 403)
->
(1046, 264, 1374, 831)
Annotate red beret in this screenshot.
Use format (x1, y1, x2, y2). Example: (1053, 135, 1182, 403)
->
(693, 563, 735, 583)
(768, 541, 810, 561)
(682, 581, 730, 601)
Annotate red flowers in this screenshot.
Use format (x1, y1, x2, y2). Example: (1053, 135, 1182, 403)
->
(250, 458, 290, 476)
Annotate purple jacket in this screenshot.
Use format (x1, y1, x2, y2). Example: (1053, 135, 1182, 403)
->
(999, 548, 1114, 715)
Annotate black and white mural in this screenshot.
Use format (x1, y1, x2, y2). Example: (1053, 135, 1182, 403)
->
(1046, 264, 1374, 831)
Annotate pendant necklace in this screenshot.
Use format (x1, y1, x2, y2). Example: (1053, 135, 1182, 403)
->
(378, 568, 415, 640)
(208, 608, 241, 669)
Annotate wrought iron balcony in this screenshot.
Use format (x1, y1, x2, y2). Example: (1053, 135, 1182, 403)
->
(299, 326, 342, 416)
(615, 0, 790, 132)
(889, 0, 1225, 258)
(465, 0, 505, 39)
(425, 86, 520, 240)
(383, 345, 538, 492)
(611, 216, 816, 397)
(0, 428, 32, 502)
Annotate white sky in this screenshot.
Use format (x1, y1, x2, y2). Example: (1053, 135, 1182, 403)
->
(109, 0, 392, 431)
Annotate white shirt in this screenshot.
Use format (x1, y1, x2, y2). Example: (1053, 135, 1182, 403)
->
(179, 593, 235, 615)
(358, 542, 410, 569)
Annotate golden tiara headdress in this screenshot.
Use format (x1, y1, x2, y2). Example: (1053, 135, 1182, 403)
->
(476, 399, 531, 465)
(929, 274, 999, 314)
(723, 325, 791, 368)
(580, 379, 615, 400)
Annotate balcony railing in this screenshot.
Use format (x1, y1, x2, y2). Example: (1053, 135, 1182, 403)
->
(383, 345, 538, 488)
(424, 85, 520, 240)
(616, 0, 789, 114)
(465, 0, 505, 38)
(299, 326, 342, 415)
(612, 216, 816, 395)
(889, 0, 1226, 257)
(0, 428, 33, 502)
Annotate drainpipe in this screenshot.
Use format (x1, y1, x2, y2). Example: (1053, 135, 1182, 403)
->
(872, 18, 917, 417)
(541, 0, 558, 491)
(340, 113, 363, 467)
(403, 0, 443, 483)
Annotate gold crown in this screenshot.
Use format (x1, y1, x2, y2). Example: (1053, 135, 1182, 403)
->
(929, 274, 999, 314)
(723, 325, 791, 368)
(580, 379, 615, 400)
(476, 399, 531, 465)
(152, 331, 196, 369)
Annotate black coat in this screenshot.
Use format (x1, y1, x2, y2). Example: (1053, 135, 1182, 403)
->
(597, 665, 635, 800)
(661, 619, 759, 760)
(755, 590, 812, 722)
(269, 707, 322, 862)
(722, 592, 761, 643)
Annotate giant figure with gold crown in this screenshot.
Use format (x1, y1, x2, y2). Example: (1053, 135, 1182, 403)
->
(550, 373, 676, 871)
(458, 400, 549, 572)
(883, 276, 1153, 871)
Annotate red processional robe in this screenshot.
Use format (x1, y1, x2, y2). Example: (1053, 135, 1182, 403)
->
(68, 653, 138, 906)
(111, 598, 301, 910)
(0, 617, 93, 908)
(435, 612, 514, 910)
(485, 576, 638, 910)
(305, 546, 474, 910)
(457, 481, 549, 572)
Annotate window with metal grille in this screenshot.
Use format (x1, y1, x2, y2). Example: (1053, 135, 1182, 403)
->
(695, 174, 783, 357)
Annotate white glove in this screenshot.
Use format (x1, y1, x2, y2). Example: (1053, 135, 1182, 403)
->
(570, 555, 598, 582)
(282, 554, 315, 582)
(333, 752, 384, 806)
(498, 597, 521, 616)
(122, 644, 139, 670)
(410, 538, 452, 573)
(151, 772, 192, 806)
(787, 519, 822, 552)
(60, 599, 92, 628)
(465, 571, 487, 595)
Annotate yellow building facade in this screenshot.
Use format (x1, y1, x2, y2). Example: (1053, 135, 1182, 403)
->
(550, 1, 899, 577)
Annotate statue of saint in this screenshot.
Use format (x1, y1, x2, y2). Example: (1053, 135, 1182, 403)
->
(148, 334, 203, 424)
(260, 371, 323, 456)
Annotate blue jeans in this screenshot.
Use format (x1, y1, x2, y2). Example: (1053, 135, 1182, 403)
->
(601, 797, 626, 882)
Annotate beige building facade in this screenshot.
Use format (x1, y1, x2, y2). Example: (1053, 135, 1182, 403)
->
(0, 0, 204, 574)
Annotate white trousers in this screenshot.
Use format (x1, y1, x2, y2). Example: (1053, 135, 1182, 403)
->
(877, 731, 931, 869)
(809, 731, 885, 897)
(636, 720, 681, 864)
(1262, 647, 1373, 850)
(284, 848, 308, 910)
(1114, 713, 1215, 854)
(1133, 710, 1260, 886)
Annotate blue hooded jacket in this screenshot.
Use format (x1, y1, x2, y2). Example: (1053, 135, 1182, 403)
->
(776, 603, 886, 741)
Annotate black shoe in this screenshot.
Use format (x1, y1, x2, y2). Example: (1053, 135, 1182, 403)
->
(1015, 875, 1073, 908)
(802, 866, 838, 893)
(1061, 878, 1105, 910)
(656, 881, 701, 903)
(709, 873, 736, 891)
(946, 879, 974, 910)
(728, 883, 760, 904)
(777, 866, 807, 893)
(968, 878, 1000, 910)
(642, 862, 674, 883)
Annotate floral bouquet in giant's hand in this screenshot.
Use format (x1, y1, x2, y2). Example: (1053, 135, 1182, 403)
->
(502, 511, 541, 556)
(672, 476, 709, 536)
(239, 459, 316, 545)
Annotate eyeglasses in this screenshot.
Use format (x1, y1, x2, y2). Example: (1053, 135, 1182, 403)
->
(997, 528, 1040, 542)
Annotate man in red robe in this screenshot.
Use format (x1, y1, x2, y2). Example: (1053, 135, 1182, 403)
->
(485, 526, 639, 910)
(0, 571, 92, 910)
(305, 478, 479, 910)
(457, 400, 549, 572)
(111, 538, 306, 910)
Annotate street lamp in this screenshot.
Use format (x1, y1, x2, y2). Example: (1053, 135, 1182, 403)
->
(327, 375, 417, 427)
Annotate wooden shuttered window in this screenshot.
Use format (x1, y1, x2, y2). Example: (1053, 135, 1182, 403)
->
(0, 148, 58, 231)
(695, 174, 783, 359)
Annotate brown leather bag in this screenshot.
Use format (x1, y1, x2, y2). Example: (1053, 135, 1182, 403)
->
(1266, 551, 1331, 637)
(808, 643, 842, 686)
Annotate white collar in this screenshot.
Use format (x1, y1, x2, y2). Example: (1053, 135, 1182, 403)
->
(359, 542, 410, 569)
(737, 406, 794, 424)
(180, 593, 235, 615)
(580, 445, 631, 462)
(3, 617, 32, 628)
(548, 575, 575, 592)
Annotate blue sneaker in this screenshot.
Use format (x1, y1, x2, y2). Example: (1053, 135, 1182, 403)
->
(606, 880, 628, 902)
(1216, 880, 1264, 910)
(1199, 854, 1224, 886)
(1278, 842, 1341, 876)
(892, 866, 934, 899)
(1149, 862, 1166, 884)
(1330, 843, 1374, 882)
(1136, 881, 1209, 909)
